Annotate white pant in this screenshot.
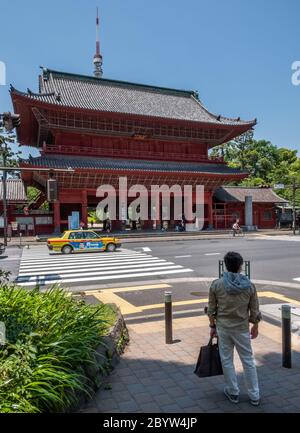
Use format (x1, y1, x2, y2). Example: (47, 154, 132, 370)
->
(217, 326, 260, 401)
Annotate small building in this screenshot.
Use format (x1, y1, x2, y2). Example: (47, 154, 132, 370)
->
(0, 178, 27, 222)
(0, 179, 53, 236)
(213, 186, 288, 229)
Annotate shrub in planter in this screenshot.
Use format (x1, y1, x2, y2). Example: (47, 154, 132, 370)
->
(0, 285, 116, 413)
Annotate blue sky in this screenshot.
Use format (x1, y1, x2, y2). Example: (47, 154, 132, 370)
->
(1, 0, 299, 156)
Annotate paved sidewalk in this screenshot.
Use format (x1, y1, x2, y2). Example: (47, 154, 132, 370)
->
(80, 315, 300, 413)
(2, 229, 295, 247)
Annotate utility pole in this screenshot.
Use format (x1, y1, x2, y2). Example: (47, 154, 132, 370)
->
(292, 178, 296, 236)
(2, 141, 8, 246)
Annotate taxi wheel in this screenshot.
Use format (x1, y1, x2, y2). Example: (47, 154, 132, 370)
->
(106, 243, 116, 252)
(62, 245, 73, 254)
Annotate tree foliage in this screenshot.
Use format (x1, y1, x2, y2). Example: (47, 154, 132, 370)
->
(211, 132, 300, 204)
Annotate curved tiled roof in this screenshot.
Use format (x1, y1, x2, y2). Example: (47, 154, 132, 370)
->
(214, 186, 288, 203)
(0, 179, 27, 202)
(21, 154, 248, 175)
(11, 68, 256, 126)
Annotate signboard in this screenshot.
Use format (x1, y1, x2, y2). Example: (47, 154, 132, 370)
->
(70, 211, 80, 230)
(274, 184, 285, 190)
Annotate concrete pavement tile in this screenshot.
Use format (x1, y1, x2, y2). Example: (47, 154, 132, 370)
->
(133, 393, 154, 404)
(119, 375, 141, 384)
(197, 399, 220, 410)
(160, 404, 182, 413)
(118, 400, 140, 412)
(182, 406, 205, 413)
(117, 367, 133, 377)
(100, 409, 121, 413)
(95, 398, 119, 412)
(176, 379, 199, 391)
(186, 388, 207, 400)
(175, 396, 196, 409)
(257, 404, 283, 413)
(112, 390, 134, 403)
(151, 371, 171, 380)
(152, 393, 174, 406)
(281, 405, 300, 413)
(144, 384, 165, 396)
(139, 402, 162, 413)
(285, 397, 300, 408)
(165, 385, 187, 398)
(263, 395, 292, 408)
(127, 383, 148, 394)
(107, 380, 128, 391)
(140, 377, 155, 386)
(206, 409, 225, 413)
(79, 406, 98, 413)
(134, 369, 151, 379)
(159, 378, 177, 388)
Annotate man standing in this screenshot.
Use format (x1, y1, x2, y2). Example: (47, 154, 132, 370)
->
(207, 251, 261, 406)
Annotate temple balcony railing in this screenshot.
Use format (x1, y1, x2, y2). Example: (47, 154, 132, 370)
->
(32, 108, 231, 146)
(41, 143, 225, 164)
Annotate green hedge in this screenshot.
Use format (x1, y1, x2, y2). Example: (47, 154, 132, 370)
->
(0, 286, 116, 413)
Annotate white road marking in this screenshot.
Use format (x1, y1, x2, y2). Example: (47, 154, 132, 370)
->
(204, 253, 221, 256)
(19, 256, 162, 271)
(16, 248, 194, 286)
(18, 261, 175, 277)
(18, 264, 183, 282)
(19, 268, 194, 287)
(174, 255, 192, 258)
(256, 235, 300, 242)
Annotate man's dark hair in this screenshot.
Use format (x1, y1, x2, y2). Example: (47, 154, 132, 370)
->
(224, 251, 244, 273)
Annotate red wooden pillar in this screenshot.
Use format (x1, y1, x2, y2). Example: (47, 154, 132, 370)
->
(81, 190, 88, 227)
(207, 192, 213, 228)
(53, 201, 61, 232)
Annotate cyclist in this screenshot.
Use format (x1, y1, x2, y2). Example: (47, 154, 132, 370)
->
(232, 219, 242, 237)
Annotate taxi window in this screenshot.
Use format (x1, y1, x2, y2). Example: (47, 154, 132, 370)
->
(69, 232, 84, 240)
(83, 232, 99, 239)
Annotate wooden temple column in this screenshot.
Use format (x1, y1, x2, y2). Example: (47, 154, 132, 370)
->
(53, 201, 61, 233)
(114, 196, 123, 231)
(81, 191, 88, 228)
(207, 191, 214, 229)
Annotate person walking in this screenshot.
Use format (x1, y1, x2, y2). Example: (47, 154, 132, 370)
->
(207, 251, 262, 406)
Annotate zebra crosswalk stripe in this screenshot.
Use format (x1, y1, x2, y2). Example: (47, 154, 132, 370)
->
(16, 248, 194, 287)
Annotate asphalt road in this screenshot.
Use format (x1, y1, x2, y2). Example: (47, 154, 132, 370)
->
(2, 235, 300, 329)
(1, 236, 300, 286)
(127, 236, 300, 283)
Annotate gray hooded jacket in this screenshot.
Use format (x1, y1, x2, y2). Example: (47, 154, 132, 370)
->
(207, 272, 261, 330)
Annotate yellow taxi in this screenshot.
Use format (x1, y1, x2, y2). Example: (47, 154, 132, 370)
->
(47, 230, 121, 254)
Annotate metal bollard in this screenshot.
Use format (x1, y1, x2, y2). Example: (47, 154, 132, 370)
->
(165, 291, 173, 344)
(282, 305, 292, 368)
(218, 260, 224, 278)
(245, 261, 251, 279)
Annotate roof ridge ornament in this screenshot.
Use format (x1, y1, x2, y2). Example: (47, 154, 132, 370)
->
(93, 7, 103, 78)
(39, 66, 49, 81)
